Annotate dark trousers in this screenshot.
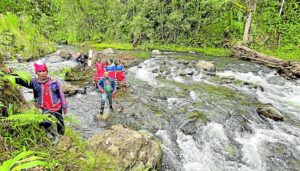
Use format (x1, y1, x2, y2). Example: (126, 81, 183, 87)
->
(100, 92, 113, 114)
(40, 109, 65, 135)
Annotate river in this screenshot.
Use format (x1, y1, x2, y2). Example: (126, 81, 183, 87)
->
(9, 47, 300, 171)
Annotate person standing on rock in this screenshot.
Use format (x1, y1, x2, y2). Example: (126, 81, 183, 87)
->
(105, 59, 116, 79)
(5, 63, 68, 142)
(97, 71, 117, 115)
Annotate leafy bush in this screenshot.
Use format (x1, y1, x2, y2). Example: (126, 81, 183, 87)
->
(0, 149, 56, 171)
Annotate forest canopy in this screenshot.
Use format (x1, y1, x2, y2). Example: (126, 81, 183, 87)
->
(0, 0, 299, 57)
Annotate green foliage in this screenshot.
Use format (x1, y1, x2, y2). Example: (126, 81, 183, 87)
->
(0, 149, 55, 171)
(131, 51, 151, 59)
(0, 70, 32, 88)
(188, 111, 209, 123)
(255, 45, 300, 61)
(14, 71, 32, 85)
(87, 42, 231, 57)
(0, 13, 55, 60)
(88, 42, 134, 50)
(1, 0, 300, 60)
(0, 107, 55, 149)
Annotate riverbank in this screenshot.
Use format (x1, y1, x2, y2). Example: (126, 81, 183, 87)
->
(81, 42, 231, 57)
(254, 46, 300, 62)
(0, 13, 56, 61)
(82, 42, 299, 62)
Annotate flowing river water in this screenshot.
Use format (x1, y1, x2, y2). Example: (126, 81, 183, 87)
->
(8, 48, 300, 171)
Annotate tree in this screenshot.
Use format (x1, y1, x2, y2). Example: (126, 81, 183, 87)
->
(242, 0, 256, 45)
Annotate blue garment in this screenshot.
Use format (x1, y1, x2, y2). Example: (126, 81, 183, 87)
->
(105, 65, 116, 71)
(15, 78, 68, 110)
(116, 64, 124, 71)
(98, 78, 117, 93)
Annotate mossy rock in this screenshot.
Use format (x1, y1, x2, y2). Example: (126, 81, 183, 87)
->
(188, 111, 209, 123)
(0, 76, 27, 116)
(65, 66, 94, 81)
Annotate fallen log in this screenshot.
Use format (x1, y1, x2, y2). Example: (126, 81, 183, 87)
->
(231, 45, 300, 79)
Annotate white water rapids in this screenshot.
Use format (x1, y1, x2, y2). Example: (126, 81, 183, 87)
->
(130, 57, 300, 171)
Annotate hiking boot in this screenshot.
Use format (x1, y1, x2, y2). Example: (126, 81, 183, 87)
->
(52, 134, 59, 145)
(46, 125, 59, 145)
(110, 106, 114, 113)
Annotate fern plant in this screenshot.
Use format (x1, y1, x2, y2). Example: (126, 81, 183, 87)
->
(0, 107, 58, 149)
(0, 69, 32, 88)
(0, 148, 56, 171)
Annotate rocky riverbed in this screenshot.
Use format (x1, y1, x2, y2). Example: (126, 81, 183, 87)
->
(8, 46, 300, 171)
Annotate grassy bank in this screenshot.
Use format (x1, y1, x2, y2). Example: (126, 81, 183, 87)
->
(0, 13, 55, 60)
(0, 108, 120, 170)
(84, 42, 300, 62)
(255, 46, 300, 62)
(82, 42, 231, 57)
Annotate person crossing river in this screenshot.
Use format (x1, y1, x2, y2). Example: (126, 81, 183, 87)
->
(97, 71, 117, 115)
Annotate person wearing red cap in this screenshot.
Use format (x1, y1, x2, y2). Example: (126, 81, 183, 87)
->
(10, 63, 68, 139)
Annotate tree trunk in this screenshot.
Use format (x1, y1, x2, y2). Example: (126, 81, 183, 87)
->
(232, 45, 300, 79)
(242, 0, 256, 45)
(277, 0, 285, 49)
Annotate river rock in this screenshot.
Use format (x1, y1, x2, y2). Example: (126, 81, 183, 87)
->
(291, 63, 300, 77)
(57, 136, 72, 151)
(47, 55, 64, 63)
(183, 61, 190, 65)
(102, 48, 114, 54)
(65, 66, 93, 81)
(177, 68, 194, 76)
(152, 68, 159, 73)
(88, 125, 162, 170)
(58, 49, 72, 60)
(177, 69, 186, 76)
(151, 50, 161, 55)
(196, 61, 216, 76)
(266, 76, 286, 86)
(116, 53, 136, 67)
(185, 68, 194, 75)
(61, 84, 82, 96)
(221, 76, 235, 83)
(257, 107, 284, 121)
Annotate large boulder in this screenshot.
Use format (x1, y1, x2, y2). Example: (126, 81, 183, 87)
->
(64, 66, 93, 81)
(58, 49, 81, 60)
(196, 61, 216, 76)
(58, 49, 72, 60)
(61, 83, 85, 96)
(102, 48, 114, 54)
(88, 125, 162, 170)
(257, 107, 284, 121)
(177, 68, 194, 76)
(151, 50, 161, 55)
(266, 76, 286, 86)
(116, 53, 136, 67)
(57, 136, 72, 151)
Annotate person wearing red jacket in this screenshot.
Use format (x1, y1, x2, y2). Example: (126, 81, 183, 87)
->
(93, 58, 106, 85)
(10, 63, 68, 138)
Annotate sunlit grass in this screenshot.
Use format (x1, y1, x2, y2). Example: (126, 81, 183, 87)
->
(83, 42, 231, 57)
(256, 45, 300, 62)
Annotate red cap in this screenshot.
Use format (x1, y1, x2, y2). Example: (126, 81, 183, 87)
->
(34, 63, 47, 72)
